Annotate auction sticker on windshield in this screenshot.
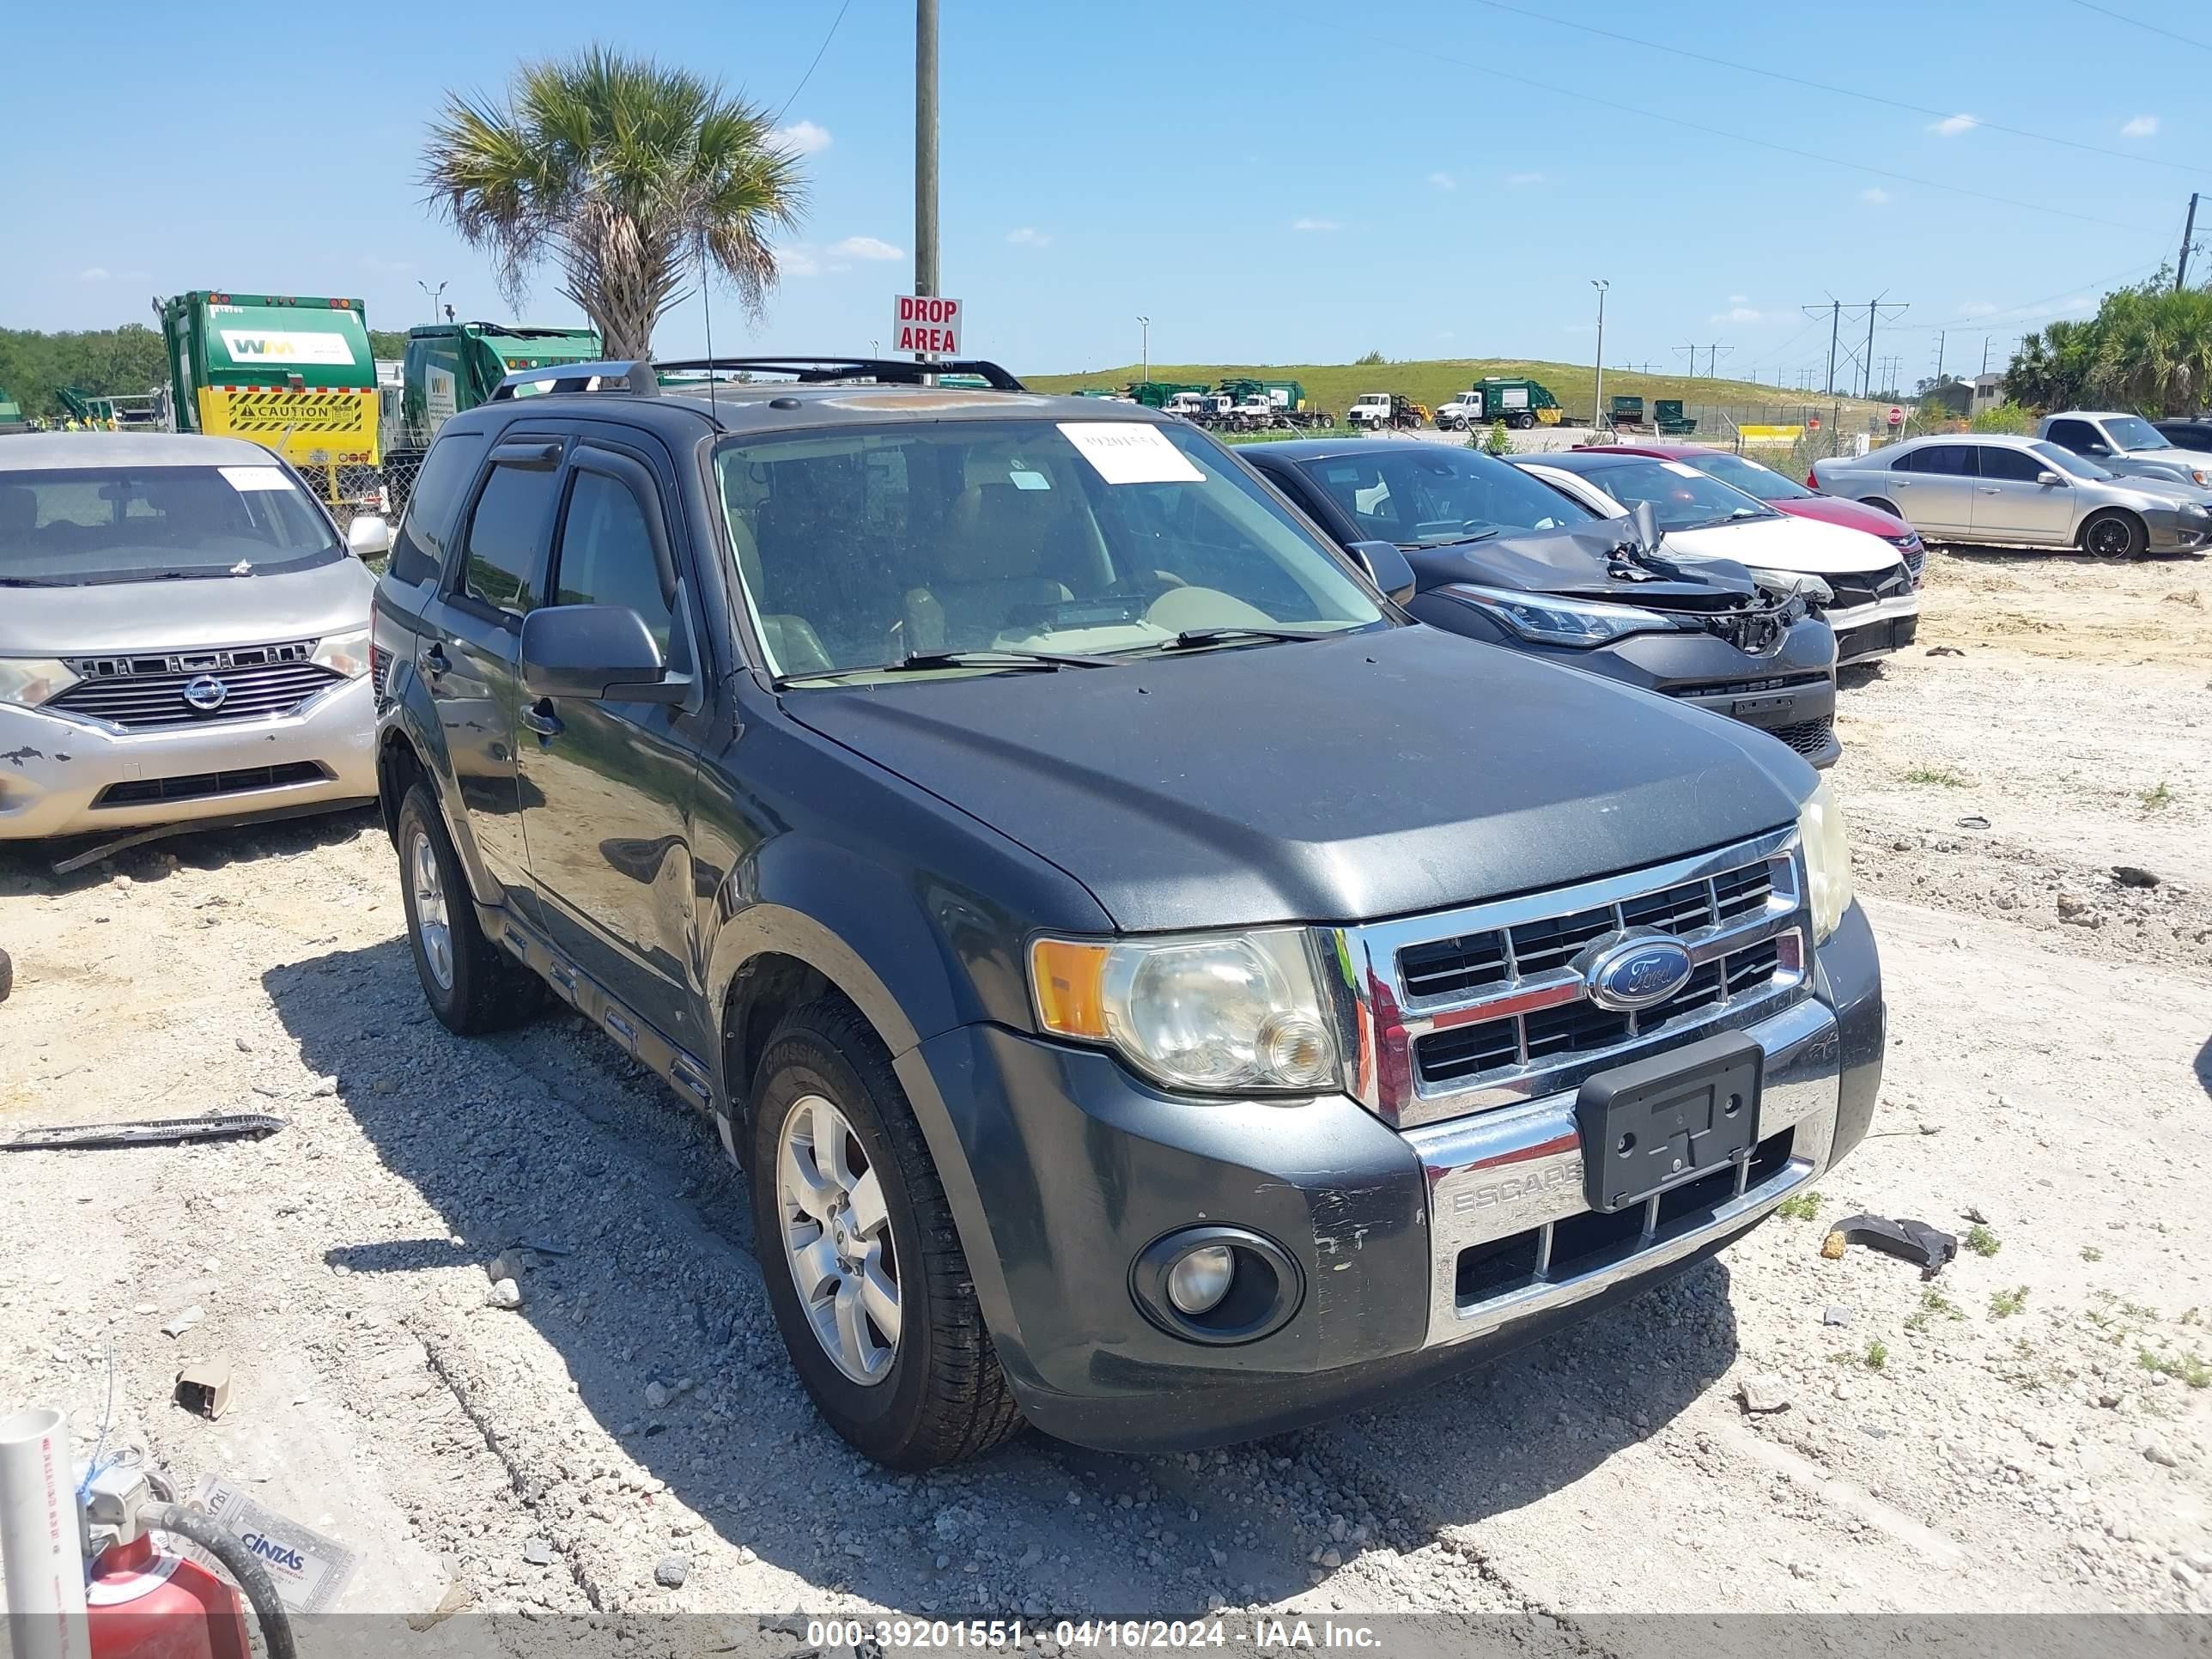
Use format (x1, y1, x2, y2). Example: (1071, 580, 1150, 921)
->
(1057, 422, 1205, 485)
(217, 466, 299, 492)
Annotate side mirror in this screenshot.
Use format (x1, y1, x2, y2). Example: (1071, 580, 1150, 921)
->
(1632, 499, 1661, 556)
(2036, 470, 2064, 486)
(1345, 538, 1417, 606)
(346, 514, 392, 557)
(519, 605, 680, 702)
(2084, 443, 2111, 457)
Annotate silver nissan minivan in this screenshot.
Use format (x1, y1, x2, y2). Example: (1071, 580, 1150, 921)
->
(0, 433, 388, 843)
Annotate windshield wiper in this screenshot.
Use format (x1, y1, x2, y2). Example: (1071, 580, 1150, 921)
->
(884, 647, 1110, 672)
(0, 576, 62, 587)
(1152, 625, 1342, 652)
(1403, 529, 1499, 549)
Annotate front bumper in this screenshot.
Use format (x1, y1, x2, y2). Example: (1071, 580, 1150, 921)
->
(2144, 508, 2212, 553)
(901, 901, 1883, 1454)
(0, 678, 376, 841)
(1407, 599, 1842, 768)
(1828, 592, 1923, 665)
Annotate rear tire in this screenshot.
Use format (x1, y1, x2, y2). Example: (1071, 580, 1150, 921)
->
(395, 783, 542, 1035)
(2080, 509, 2146, 560)
(750, 998, 1022, 1469)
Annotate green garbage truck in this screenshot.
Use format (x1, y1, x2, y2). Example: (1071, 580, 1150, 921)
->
(380, 321, 602, 514)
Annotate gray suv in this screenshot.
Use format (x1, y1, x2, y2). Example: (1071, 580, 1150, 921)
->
(371, 356, 1885, 1468)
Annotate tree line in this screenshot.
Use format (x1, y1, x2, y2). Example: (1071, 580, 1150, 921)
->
(0, 325, 415, 419)
(2005, 274, 2212, 417)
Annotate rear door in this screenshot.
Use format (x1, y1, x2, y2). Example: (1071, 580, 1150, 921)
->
(514, 434, 708, 1042)
(1971, 445, 2071, 544)
(418, 436, 567, 892)
(1888, 443, 1976, 534)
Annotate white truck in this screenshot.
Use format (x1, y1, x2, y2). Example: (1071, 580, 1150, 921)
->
(1435, 393, 1486, 431)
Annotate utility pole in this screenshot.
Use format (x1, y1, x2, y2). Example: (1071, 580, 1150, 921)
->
(1981, 337, 1992, 376)
(416, 279, 448, 326)
(915, 0, 939, 311)
(1591, 279, 1607, 428)
(2179, 191, 2200, 291)
(1675, 342, 1699, 377)
(1805, 299, 1843, 396)
(1137, 315, 1150, 381)
(1935, 331, 1946, 384)
(1704, 343, 1733, 378)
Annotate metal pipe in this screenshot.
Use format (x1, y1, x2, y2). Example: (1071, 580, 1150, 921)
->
(0, 1407, 90, 1659)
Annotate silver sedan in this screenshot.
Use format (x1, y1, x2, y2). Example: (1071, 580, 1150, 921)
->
(1809, 434, 2210, 558)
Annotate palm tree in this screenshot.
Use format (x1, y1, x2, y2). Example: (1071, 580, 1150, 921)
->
(421, 47, 809, 359)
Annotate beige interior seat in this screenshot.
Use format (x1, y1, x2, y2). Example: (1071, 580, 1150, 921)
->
(903, 483, 1077, 652)
(726, 507, 835, 675)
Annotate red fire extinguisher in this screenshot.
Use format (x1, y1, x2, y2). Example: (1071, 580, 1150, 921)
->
(79, 1468, 293, 1659)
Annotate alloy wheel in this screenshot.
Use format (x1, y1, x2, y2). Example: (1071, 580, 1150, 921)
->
(777, 1093, 902, 1384)
(409, 829, 454, 992)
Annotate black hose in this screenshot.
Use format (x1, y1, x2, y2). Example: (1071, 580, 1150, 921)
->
(152, 1503, 297, 1659)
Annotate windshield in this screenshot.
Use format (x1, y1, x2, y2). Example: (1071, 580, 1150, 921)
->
(0, 464, 341, 586)
(2031, 440, 2114, 481)
(1683, 450, 1815, 501)
(2103, 415, 2167, 451)
(1294, 447, 1594, 545)
(1569, 459, 1778, 532)
(713, 418, 1385, 678)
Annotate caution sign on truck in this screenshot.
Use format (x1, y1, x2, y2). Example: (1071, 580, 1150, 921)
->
(156, 291, 382, 472)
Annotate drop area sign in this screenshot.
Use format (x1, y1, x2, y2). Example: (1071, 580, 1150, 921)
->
(893, 294, 963, 357)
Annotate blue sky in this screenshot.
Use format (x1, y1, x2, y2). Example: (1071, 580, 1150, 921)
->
(7, 0, 2210, 384)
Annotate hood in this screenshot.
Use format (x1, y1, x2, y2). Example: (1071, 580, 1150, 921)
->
(1771, 495, 1916, 541)
(0, 554, 374, 655)
(2117, 442, 2212, 471)
(786, 623, 1812, 933)
(1403, 519, 1760, 609)
(1655, 511, 1897, 575)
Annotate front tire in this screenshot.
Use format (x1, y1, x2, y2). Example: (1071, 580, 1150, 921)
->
(750, 999, 1022, 1468)
(2080, 509, 2146, 559)
(395, 783, 541, 1035)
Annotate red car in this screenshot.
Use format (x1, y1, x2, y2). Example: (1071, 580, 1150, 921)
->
(1583, 443, 1924, 586)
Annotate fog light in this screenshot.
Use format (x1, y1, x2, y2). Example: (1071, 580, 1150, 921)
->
(1165, 1243, 1235, 1315)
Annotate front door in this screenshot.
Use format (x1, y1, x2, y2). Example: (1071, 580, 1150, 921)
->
(515, 441, 707, 1043)
(419, 438, 567, 888)
(1971, 445, 2073, 544)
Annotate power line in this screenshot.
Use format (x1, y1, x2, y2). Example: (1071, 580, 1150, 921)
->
(1280, 7, 2160, 233)
(2062, 0, 2212, 53)
(773, 0, 855, 123)
(1471, 0, 2212, 179)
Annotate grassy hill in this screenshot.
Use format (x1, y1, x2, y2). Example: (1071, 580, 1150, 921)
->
(1022, 356, 1875, 425)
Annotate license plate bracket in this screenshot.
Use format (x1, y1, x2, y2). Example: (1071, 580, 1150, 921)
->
(1576, 1031, 1763, 1213)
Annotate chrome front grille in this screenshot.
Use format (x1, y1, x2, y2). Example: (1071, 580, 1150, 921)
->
(49, 641, 341, 730)
(1332, 827, 1810, 1128)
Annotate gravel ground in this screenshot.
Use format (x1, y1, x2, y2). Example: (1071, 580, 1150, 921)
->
(1, 544, 2208, 1635)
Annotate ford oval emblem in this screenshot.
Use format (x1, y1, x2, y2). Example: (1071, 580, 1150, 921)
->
(182, 674, 230, 713)
(1584, 934, 1695, 1012)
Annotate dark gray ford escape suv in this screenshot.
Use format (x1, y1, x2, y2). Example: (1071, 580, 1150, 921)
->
(370, 356, 1884, 1468)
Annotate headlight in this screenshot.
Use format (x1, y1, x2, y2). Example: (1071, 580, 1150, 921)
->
(1746, 568, 1835, 606)
(311, 626, 373, 678)
(1797, 780, 1854, 945)
(0, 659, 80, 707)
(1440, 583, 1683, 647)
(1030, 928, 1340, 1094)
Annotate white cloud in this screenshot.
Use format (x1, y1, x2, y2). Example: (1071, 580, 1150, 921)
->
(1005, 227, 1051, 247)
(1860, 187, 1890, 206)
(1505, 171, 1546, 188)
(79, 265, 109, 282)
(770, 119, 832, 155)
(1711, 306, 1765, 325)
(830, 234, 902, 261)
(1958, 300, 1999, 318)
(1427, 171, 1455, 191)
(778, 245, 823, 277)
(2121, 114, 2158, 138)
(1929, 113, 1976, 137)
(1729, 294, 1748, 305)
(1291, 216, 1340, 232)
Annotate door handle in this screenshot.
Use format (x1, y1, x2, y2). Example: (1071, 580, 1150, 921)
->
(520, 699, 564, 738)
(1976, 487, 2000, 494)
(420, 642, 450, 680)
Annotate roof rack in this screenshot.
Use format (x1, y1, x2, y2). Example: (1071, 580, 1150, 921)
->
(489, 359, 660, 400)
(653, 356, 1026, 391)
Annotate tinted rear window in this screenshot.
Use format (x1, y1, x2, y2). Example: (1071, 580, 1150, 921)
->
(390, 432, 483, 586)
